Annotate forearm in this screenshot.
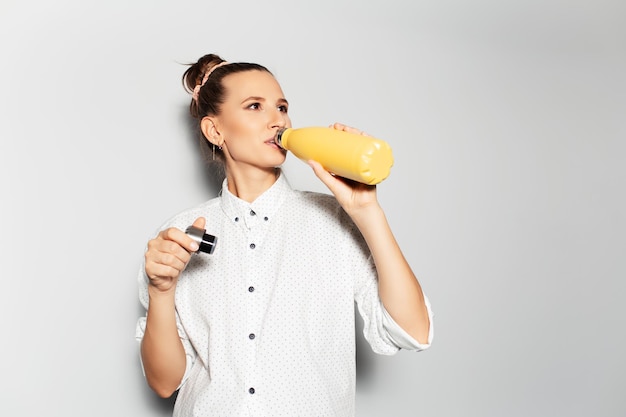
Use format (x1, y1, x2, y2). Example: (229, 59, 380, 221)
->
(140, 288, 187, 398)
(350, 204, 431, 344)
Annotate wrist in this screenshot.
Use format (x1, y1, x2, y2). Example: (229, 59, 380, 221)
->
(148, 284, 177, 304)
(347, 203, 384, 227)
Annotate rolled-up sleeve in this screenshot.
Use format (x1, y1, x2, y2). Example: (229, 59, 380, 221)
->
(381, 294, 434, 351)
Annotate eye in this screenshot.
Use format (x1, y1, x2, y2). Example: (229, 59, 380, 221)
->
(247, 102, 261, 110)
(278, 105, 288, 113)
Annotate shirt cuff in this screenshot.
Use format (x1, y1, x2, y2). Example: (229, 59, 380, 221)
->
(381, 295, 434, 351)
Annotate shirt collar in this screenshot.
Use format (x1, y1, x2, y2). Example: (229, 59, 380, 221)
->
(220, 171, 293, 228)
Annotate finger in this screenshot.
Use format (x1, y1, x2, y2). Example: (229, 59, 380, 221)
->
(192, 217, 206, 230)
(308, 159, 330, 180)
(155, 248, 189, 272)
(330, 122, 368, 136)
(145, 260, 182, 282)
(148, 238, 193, 269)
(308, 160, 344, 194)
(162, 239, 193, 264)
(188, 218, 207, 253)
(160, 227, 199, 253)
(145, 245, 185, 274)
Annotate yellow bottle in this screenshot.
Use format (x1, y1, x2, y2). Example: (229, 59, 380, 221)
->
(275, 127, 394, 185)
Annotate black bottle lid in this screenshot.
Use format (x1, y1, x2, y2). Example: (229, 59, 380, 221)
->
(185, 226, 217, 254)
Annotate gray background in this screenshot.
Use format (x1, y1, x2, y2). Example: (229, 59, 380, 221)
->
(1, 0, 624, 416)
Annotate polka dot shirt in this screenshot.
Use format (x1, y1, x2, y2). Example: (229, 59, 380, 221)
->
(136, 174, 433, 417)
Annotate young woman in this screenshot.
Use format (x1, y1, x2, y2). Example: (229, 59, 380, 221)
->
(136, 53, 433, 417)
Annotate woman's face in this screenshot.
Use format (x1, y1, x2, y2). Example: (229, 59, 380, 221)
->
(212, 70, 291, 173)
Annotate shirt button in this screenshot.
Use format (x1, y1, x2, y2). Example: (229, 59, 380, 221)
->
(249, 333, 255, 340)
(249, 243, 256, 249)
(250, 210, 256, 216)
(264, 216, 269, 221)
(249, 387, 255, 394)
(234, 217, 239, 222)
(248, 286, 255, 292)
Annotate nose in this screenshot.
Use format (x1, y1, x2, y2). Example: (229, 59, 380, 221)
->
(269, 108, 289, 129)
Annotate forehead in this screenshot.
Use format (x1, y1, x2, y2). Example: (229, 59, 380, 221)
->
(221, 70, 284, 100)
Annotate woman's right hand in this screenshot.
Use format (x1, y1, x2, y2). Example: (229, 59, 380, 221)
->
(144, 217, 206, 294)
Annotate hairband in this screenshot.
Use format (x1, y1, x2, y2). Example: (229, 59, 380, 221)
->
(192, 61, 230, 102)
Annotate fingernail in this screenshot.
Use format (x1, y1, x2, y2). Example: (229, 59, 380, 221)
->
(190, 242, 199, 251)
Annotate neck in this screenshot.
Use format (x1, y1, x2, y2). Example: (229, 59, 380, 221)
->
(225, 165, 279, 203)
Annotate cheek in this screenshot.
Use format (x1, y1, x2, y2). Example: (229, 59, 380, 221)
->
(221, 116, 257, 140)
(222, 133, 259, 162)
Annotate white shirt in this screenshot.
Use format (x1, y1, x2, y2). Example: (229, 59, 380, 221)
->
(136, 173, 433, 417)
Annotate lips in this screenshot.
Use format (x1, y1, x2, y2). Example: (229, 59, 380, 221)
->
(265, 137, 282, 150)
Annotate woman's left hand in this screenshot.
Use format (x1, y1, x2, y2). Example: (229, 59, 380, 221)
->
(311, 124, 431, 345)
(308, 122, 380, 217)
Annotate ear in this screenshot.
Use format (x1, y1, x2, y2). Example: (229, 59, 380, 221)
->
(200, 116, 221, 146)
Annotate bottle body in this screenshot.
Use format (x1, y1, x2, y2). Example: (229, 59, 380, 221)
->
(275, 127, 394, 185)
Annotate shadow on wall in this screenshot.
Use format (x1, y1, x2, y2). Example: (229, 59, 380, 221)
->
(355, 304, 376, 384)
(180, 106, 225, 194)
(135, 352, 178, 414)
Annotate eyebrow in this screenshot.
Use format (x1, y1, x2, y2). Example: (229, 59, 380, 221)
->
(241, 96, 289, 106)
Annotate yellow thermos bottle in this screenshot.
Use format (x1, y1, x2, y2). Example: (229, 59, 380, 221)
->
(274, 127, 394, 185)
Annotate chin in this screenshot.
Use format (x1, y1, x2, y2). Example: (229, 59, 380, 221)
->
(269, 153, 287, 167)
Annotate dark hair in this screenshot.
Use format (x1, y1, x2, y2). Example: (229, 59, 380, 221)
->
(182, 53, 272, 119)
(182, 54, 272, 168)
